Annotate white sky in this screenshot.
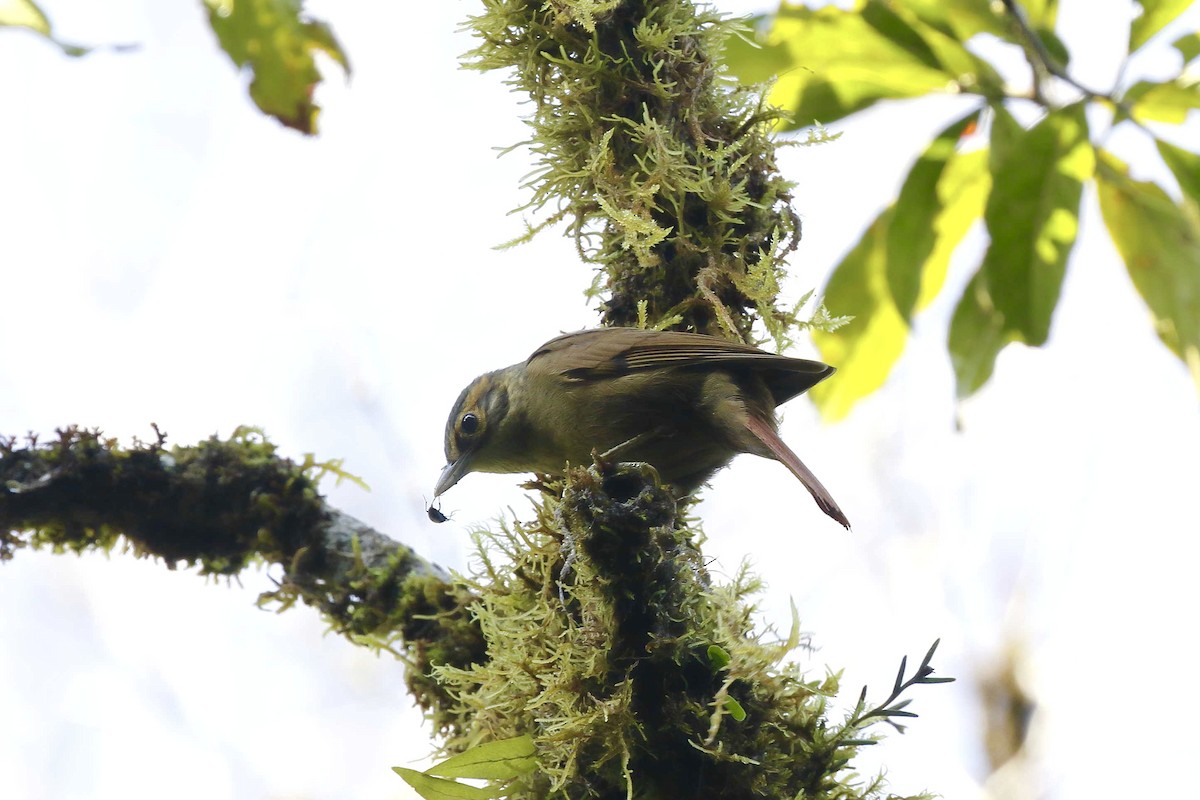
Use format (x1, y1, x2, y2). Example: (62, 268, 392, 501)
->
(1, 1, 1198, 799)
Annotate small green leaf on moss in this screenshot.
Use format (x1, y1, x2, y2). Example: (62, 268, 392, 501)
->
(425, 735, 538, 781)
(392, 768, 501, 800)
(724, 696, 747, 722)
(707, 644, 732, 670)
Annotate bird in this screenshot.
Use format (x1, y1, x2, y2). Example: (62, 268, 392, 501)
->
(434, 327, 849, 528)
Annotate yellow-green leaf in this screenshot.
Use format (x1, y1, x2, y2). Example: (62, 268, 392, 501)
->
(1096, 152, 1200, 388)
(1131, 0, 1193, 53)
(900, 0, 1009, 42)
(982, 103, 1093, 345)
(1126, 79, 1200, 124)
(0, 0, 90, 55)
(392, 769, 500, 800)
(735, 3, 955, 129)
(1156, 138, 1200, 202)
(1172, 32, 1200, 64)
(0, 0, 48, 31)
(916, 147, 991, 311)
(886, 110, 982, 319)
(203, 0, 350, 134)
(811, 213, 908, 421)
(426, 735, 538, 781)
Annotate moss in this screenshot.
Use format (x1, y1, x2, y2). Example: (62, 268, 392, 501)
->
(465, 0, 807, 342)
(0, 426, 485, 723)
(426, 463, 918, 800)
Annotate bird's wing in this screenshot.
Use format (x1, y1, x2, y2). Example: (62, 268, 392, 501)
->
(527, 328, 833, 401)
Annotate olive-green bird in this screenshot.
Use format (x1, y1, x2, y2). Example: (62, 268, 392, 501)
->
(434, 327, 849, 528)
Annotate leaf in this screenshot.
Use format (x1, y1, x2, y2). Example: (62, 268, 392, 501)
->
(1096, 152, 1200, 388)
(1156, 138, 1200, 202)
(899, 0, 1010, 42)
(0, 0, 91, 55)
(886, 110, 982, 319)
(724, 697, 748, 721)
(1130, 0, 1193, 53)
(811, 213, 908, 421)
(813, 129, 989, 417)
(0, 0, 48, 31)
(1126, 79, 1200, 124)
(947, 269, 1013, 399)
(707, 645, 732, 670)
(202, 0, 350, 134)
(392, 768, 501, 800)
(1172, 32, 1200, 64)
(916, 147, 991, 310)
(733, 3, 955, 129)
(981, 102, 1093, 346)
(426, 735, 538, 781)
(723, 15, 793, 83)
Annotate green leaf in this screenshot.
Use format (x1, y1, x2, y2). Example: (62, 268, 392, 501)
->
(1156, 138, 1200, 202)
(724, 697, 748, 722)
(426, 736, 538, 781)
(947, 270, 1013, 399)
(1172, 32, 1200, 64)
(737, 3, 955, 129)
(0, 0, 91, 56)
(723, 15, 793, 84)
(1096, 152, 1200, 388)
(202, 0, 350, 134)
(392, 768, 501, 800)
(1126, 79, 1200, 124)
(811, 213, 909, 421)
(886, 110, 982, 319)
(1131, 0, 1193, 53)
(707, 645, 732, 670)
(982, 103, 1093, 345)
(900, 0, 1010, 41)
(884, 3, 1006, 96)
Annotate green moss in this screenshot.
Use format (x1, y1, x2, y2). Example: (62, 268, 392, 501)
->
(426, 463, 932, 800)
(466, 0, 808, 341)
(0, 426, 485, 717)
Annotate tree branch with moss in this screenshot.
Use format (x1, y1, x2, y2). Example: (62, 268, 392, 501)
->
(3, 1, 956, 798)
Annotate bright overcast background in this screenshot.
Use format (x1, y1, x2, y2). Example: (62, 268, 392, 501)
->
(2, 1, 1198, 799)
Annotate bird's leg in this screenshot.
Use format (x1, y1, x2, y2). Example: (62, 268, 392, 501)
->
(592, 432, 666, 492)
(597, 427, 669, 462)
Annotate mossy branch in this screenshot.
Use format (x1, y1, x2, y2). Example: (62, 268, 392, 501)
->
(0, 425, 484, 718)
(465, 0, 809, 343)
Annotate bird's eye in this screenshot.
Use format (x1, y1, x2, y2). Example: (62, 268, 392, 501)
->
(460, 412, 480, 435)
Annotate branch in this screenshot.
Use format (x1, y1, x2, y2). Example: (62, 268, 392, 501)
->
(0, 425, 484, 723)
(1000, 0, 1115, 105)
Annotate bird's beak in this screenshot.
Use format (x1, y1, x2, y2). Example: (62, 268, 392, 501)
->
(434, 458, 470, 497)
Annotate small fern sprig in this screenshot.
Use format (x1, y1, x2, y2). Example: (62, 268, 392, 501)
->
(837, 639, 955, 747)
